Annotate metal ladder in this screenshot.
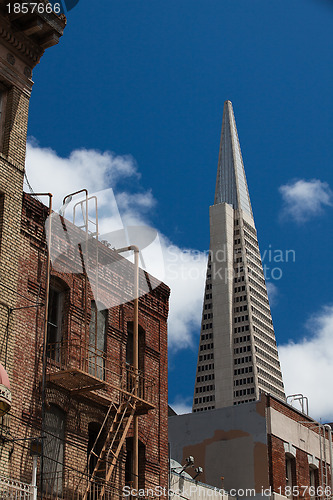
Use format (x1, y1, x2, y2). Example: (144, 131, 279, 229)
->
(83, 392, 137, 500)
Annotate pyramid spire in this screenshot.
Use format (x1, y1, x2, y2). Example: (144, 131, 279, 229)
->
(193, 101, 285, 412)
(214, 101, 253, 220)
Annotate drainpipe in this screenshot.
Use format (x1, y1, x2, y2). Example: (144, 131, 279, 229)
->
(116, 245, 139, 491)
(34, 193, 52, 494)
(324, 424, 333, 498)
(319, 424, 324, 492)
(63, 189, 89, 371)
(32, 454, 38, 500)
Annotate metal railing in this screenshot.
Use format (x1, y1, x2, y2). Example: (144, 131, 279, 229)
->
(46, 340, 155, 406)
(42, 470, 114, 499)
(0, 475, 36, 499)
(0, 473, 158, 499)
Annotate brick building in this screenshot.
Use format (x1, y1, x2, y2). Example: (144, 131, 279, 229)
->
(0, 1, 66, 425)
(169, 394, 333, 500)
(0, 0, 66, 487)
(0, 4, 170, 499)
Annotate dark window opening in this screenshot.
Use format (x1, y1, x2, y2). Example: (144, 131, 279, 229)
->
(125, 438, 145, 490)
(126, 322, 145, 397)
(89, 301, 107, 380)
(46, 282, 66, 361)
(43, 405, 65, 496)
(309, 466, 319, 500)
(285, 454, 297, 497)
(87, 422, 106, 478)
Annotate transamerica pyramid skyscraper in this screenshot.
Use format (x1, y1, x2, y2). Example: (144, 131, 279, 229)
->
(193, 101, 285, 412)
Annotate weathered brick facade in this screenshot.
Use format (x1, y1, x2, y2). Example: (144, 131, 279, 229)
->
(0, 5, 170, 498)
(0, 3, 66, 480)
(267, 395, 331, 500)
(3, 193, 169, 497)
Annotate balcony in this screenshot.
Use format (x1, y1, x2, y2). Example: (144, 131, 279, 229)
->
(46, 341, 155, 414)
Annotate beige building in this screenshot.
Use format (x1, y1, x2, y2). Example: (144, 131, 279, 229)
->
(193, 101, 285, 412)
(170, 393, 333, 499)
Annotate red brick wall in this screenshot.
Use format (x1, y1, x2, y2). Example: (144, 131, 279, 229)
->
(6, 193, 170, 496)
(267, 396, 331, 499)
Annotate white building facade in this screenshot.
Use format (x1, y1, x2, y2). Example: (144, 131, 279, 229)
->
(193, 101, 285, 412)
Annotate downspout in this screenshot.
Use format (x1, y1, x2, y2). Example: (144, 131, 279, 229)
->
(64, 189, 89, 371)
(324, 424, 333, 498)
(36, 193, 53, 494)
(319, 424, 324, 491)
(116, 245, 139, 491)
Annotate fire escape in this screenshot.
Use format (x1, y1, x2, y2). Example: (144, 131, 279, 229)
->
(43, 190, 152, 498)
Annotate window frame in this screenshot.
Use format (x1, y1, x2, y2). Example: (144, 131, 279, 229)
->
(46, 282, 66, 361)
(88, 301, 107, 380)
(43, 404, 66, 496)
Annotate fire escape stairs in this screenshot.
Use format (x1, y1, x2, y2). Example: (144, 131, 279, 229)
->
(83, 390, 138, 500)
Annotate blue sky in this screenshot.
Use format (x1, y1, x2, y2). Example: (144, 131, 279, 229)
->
(26, 0, 333, 419)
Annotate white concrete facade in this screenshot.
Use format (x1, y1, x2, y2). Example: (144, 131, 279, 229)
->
(193, 101, 285, 412)
(170, 471, 229, 500)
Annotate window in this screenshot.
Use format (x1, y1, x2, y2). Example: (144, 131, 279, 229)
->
(309, 466, 319, 500)
(43, 405, 65, 496)
(89, 301, 107, 380)
(125, 438, 145, 489)
(87, 422, 105, 477)
(285, 455, 296, 497)
(47, 283, 65, 361)
(126, 322, 145, 396)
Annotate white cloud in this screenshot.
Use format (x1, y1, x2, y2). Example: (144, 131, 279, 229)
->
(162, 241, 207, 350)
(279, 179, 333, 223)
(25, 139, 139, 210)
(25, 141, 206, 351)
(116, 190, 156, 226)
(169, 395, 193, 415)
(279, 305, 333, 421)
(266, 282, 278, 307)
